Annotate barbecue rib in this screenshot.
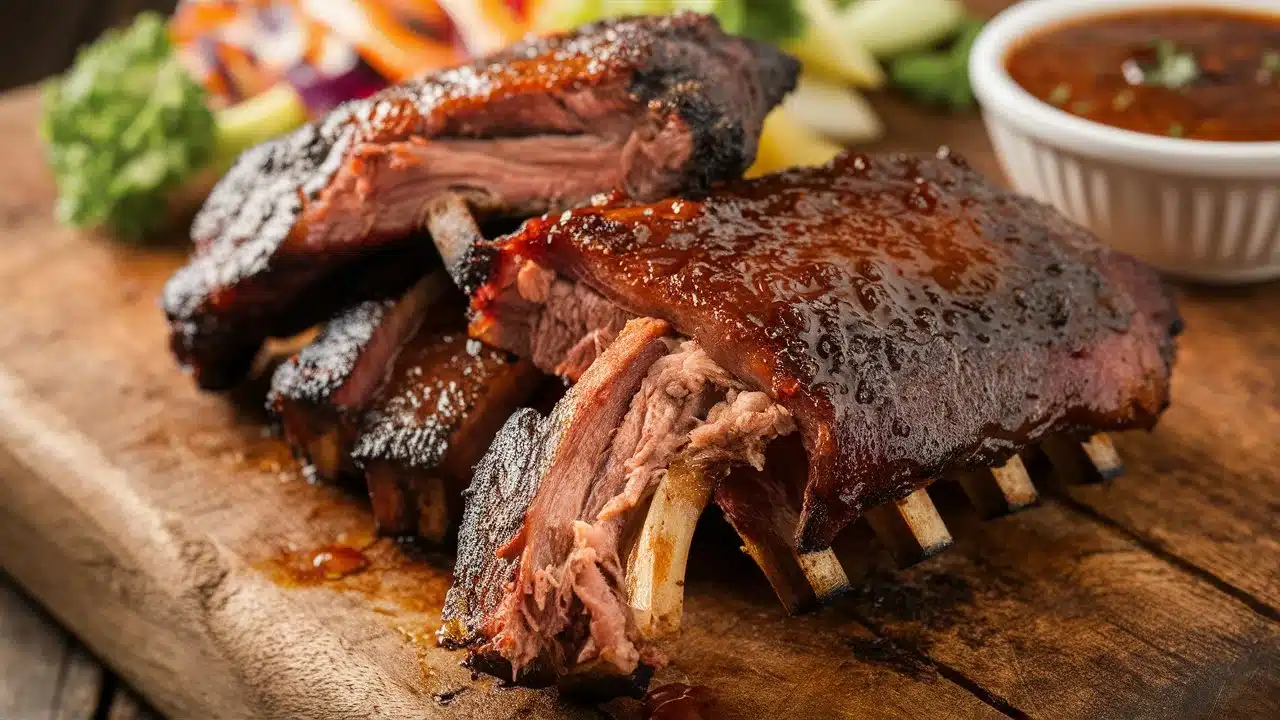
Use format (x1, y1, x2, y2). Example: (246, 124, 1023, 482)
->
(354, 329, 541, 540)
(268, 274, 452, 480)
(270, 277, 541, 539)
(162, 13, 799, 389)
(442, 318, 675, 691)
(471, 150, 1181, 551)
(447, 151, 1180, 689)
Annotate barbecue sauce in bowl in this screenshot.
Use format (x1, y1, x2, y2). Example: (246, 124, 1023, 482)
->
(1005, 8, 1280, 141)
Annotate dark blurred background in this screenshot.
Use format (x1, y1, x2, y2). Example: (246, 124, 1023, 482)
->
(0, 1, 176, 91)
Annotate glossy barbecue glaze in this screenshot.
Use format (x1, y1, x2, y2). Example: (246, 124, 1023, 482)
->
(353, 331, 536, 475)
(477, 151, 1181, 550)
(355, 328, 541, 539)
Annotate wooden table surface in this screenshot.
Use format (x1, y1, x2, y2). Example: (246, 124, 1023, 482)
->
(1, 8, 1278, 717)
(0, 574, 159, 720)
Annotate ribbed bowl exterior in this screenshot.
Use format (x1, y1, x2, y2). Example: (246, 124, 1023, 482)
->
(986, 117, 1280, 283)
(971, 0, 1280, 285)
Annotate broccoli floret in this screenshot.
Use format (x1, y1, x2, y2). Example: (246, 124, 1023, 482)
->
(40, 12, 307, 240)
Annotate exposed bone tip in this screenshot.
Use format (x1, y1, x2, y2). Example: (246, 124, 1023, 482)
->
(956, 455, 1039, 518)
(1041, 433, 1125, 485)
(865, 487, 953, 568)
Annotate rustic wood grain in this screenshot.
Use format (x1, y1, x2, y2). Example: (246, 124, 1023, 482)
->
(107, 689, 163, 720)
(1, 3, 1279, 714)
(1061, 288, 1280, 612)
(0, 574, 133, 720)
(0, 576, 85, 719)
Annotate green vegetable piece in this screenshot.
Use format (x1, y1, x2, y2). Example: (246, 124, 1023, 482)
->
(1142, 39, 1200, 89)
(671, 0, 746, 35)
(1048, 83, 1072, 105)
(887, 15, 984, 111)
(1111, 89, 1135, 111)
(41, 13, 212, 240)
(1167, 123, 1185, 137)
(533, 0, 606, 30)
(843, 0, 965, 58)
(713, 0, 747, 35)
(739, 0, 805, 43)
(1262, 50, 1280, 74)
(40, 12, 307, 240)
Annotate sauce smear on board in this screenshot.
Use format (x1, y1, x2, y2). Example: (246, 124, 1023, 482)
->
(1005, 8, 1280, 141)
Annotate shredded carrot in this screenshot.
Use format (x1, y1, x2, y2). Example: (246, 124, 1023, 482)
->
(372, 0, 450, 26)
(476, 0, 528, 41)
(300, 0, 461, 81)
(217, 43, 276, 98)
(170, 2, 240, 44)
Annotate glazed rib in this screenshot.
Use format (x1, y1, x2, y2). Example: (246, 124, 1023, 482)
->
(268, 273, 452, 481)
(470, 150, 1181, 553)
(354, 329, 541, 540)
(269, 278, 542, 540)
(162, 13, 798, 389)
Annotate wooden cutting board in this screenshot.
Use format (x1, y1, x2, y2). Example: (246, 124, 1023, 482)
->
(0, 75, 1277, 719)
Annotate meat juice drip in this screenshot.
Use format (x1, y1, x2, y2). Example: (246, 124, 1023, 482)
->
(308, 545, 370, 580)
(644, 683, 717, 720)
(268, 544, 371, 585)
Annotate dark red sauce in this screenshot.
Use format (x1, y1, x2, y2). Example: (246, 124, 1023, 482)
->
(643, 683, 717, 720)
(1006, 8, 1280, 141)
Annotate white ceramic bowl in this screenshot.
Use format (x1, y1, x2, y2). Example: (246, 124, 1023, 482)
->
(969, 0, 1280, 284)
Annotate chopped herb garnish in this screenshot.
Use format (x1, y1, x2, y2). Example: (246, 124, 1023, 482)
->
(1167, 123, 1185, 137)
(1070, 100, 1094, 114)
(1048, 83, 1072, 105)
(1263, 50, 1280, 74)
(1112, 89, 1135, 111)
(1135, 39, 1201, 89)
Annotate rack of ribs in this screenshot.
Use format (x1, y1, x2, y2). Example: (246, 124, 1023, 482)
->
(269, 275, 543, 541)
(442, 150, 1181, 693)
(162, 12, 798, 389)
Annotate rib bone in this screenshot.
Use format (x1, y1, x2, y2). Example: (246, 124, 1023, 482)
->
(714, 442, 850, 613)
(1042, 433, 1125, 484)
(796, 549, 850, 600)
(626, 455, 713, 640)
(956, 456, 1039, 518)
(422, 193, 488, 292)
(865, 488, 953, 567)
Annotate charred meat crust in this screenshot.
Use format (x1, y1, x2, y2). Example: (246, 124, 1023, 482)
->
(174, 239, 438, 390)
(476, 151, 1182, 551)
(267, 274, 451, 481)
(441, 407, 546, 650)
(269, 274, 545, 540)
(353, 332, 543, 538)
(162, 13, 798, 389)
